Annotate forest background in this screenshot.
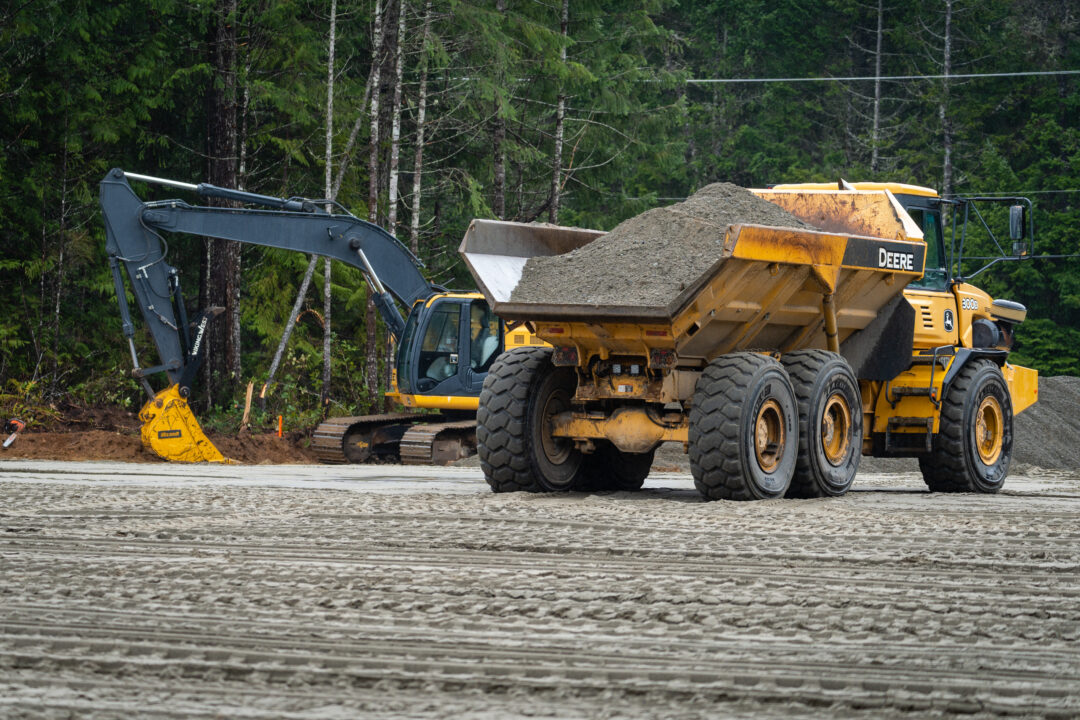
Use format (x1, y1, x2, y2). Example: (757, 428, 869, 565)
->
(1, 0, 1078, 431)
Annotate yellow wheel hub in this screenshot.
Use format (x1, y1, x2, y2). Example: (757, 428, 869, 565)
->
(974, 395, 1004, 465)
(820, 393, 852, 466)
(754, 399, 785, 473)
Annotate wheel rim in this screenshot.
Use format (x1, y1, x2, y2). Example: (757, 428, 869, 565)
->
(540, 387, 573, 465)
(820, 392, 852, 466)
(974, 395, 1003, 465)
(754, 399, 785, 473)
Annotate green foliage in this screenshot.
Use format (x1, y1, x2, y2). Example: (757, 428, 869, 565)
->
(1010, 319, 1080, 377)
(1, 0, 1078, 432)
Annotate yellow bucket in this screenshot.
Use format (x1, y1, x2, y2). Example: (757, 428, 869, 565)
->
(138, 385, 228, 463)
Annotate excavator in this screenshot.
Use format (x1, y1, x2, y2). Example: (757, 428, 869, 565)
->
(100, 167, 545, 465)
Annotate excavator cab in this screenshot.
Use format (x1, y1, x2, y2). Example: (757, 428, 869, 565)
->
(395, 294, 503, 403)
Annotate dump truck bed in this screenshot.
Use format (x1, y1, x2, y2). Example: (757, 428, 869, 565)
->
(461, 189, 926, 360)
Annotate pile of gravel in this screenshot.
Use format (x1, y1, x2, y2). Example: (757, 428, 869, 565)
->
(1012, 375, 1080, 470)
(510, 183, 813, 309)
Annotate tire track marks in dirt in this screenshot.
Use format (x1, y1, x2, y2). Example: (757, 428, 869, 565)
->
(2, 465, 1080, 718)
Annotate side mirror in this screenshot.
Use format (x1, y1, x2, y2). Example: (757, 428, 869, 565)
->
(1009, 205, 1025, 241)
(1009, 205, 1028, 256)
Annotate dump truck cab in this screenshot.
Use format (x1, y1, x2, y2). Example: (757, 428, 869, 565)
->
(771, 182, 1038, 444)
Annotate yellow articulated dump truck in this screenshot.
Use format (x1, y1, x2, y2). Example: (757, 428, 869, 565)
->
(460, 182, 1039, 501)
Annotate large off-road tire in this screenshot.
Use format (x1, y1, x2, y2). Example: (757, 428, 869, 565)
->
(919, 359, 1013, 493)
(579, 441, 654, 491)
(476, 346, 583, 493)
(689, 352, 799, 501)
(781, 350, 862, 498)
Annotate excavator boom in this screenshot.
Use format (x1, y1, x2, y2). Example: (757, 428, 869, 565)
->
(101, 168, 435, 462)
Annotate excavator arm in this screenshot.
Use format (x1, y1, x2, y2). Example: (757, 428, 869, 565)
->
(100, 167, 434, 462)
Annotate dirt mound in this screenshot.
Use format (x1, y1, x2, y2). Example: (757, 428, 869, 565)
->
(2, 429, 154, 463)
(510, 182, 812, 308)
(1, 428, 317, 465)
(1012, 375, 1080, 470)
(213, 431, 318, 464)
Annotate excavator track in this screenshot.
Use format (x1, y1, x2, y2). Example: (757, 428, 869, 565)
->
(312, 413, 443, 465)
(399, 420, 478, 466)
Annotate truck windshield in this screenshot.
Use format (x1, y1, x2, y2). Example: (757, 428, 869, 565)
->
(904, 207, 948, 291)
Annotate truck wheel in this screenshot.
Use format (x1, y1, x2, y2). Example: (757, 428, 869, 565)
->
(919, 359, 1012, 493)
(476, 346, 583, 492)
(580, 441, 654, 491)
(689, 353, 798, 501)
(782, 350, 862, 498)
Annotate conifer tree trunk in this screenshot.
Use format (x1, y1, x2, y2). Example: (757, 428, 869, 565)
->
(321, 0, 338, 411)
(262, 256, 318, 408)
(492, 0, 507, 219)
(365, 0, 385, 408)
(383, 4, 406, 411)
(549, 0, 568, 224)
(409, 1, 432, 255)
(871, 0, 883, 174)
(387, 2, 405, 232)
(940, 0, 953, 198)
(369, 0, 383, 226)
(204, 0, 241, 407)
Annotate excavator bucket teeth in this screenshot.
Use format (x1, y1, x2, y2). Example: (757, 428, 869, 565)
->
(138, 385, 228, 463)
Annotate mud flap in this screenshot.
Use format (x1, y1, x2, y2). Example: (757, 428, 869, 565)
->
(138, 385, 228, 463)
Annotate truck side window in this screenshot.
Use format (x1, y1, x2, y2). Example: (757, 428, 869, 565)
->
(906, 208, 949, 291)
(420, 303, 461, 381)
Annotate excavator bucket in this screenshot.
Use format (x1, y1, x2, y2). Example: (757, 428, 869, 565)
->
(138, 385, 228, 463)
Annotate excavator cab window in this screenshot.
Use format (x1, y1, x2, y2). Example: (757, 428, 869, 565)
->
(902, 203, 949, 291)
(419, 303, 461, 384)
(469, 300, 501, 373)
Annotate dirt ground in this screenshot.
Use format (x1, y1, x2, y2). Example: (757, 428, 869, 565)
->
(2, 428, 318, 464)
(1, 460, 1078, 719)
(0, 404, 318, 465)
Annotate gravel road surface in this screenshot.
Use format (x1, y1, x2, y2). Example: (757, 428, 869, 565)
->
(2, 461, 1079, 719)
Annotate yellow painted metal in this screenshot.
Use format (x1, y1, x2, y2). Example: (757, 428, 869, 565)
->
(767, 181, 939, 198)
(752, 189, 924, 243)
(551, 407, 688, 454)
(974, 394, 1004, 465)
(535, 321, 672, 362)
(138, 385, 228, 463)
(990, 302, 1027, 324)
(1002, 362, 1039, 415)
(422, 290, 484, 309)
(821, 293, 840, 353)
(505, 326, 546, 348)
(821, 392, 853, 465)
(872, 362, 944, 435)
(397, 393, 480, 411)
(753, 398, 786, 473)
(904, 289, 959, 349)
(669, 235, 924, 362)
(952, 283, 996, 349)
(727, 224, 849, 266)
